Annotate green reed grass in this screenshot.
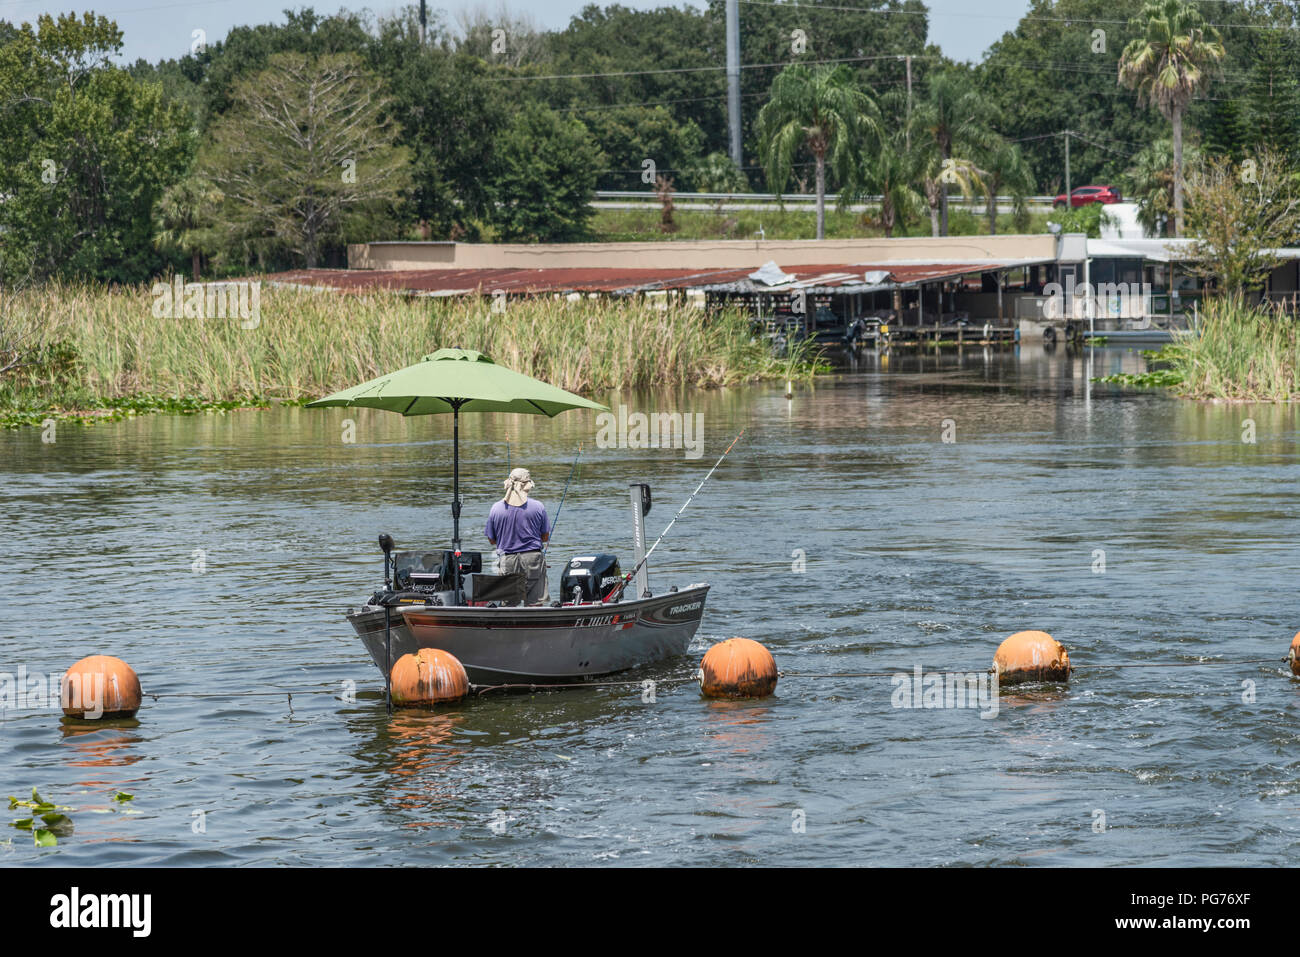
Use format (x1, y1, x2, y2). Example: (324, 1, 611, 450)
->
(1160, 296, 1300, 401)
(1, 281, 824, 418)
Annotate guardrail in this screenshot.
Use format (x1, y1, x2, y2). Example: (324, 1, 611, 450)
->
(594, 190, 1058, 204)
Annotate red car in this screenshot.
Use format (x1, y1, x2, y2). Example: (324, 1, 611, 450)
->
(1054, 185, 1122, 208)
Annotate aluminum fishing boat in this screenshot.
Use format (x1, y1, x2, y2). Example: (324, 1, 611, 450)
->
(345, 483, 710, 685)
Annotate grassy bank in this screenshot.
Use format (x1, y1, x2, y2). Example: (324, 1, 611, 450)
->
(0, 282, 824, 427)
(1099, 297, 1300, 401)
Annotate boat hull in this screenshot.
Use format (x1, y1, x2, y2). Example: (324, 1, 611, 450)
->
(347, 584, 710, 685)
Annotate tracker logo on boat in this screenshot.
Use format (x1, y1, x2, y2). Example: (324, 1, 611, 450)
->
(891, 665, 999, 719)
(49, 887, 151, 937)
(151, 275, 261, 329)
(594, 404, 704, 459)
(668, 600, 702, 616)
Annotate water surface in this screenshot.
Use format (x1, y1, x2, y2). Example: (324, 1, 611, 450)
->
(3, 345, 1299, 866)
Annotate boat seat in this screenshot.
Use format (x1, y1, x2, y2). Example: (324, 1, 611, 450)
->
(466, 572, 526, 606)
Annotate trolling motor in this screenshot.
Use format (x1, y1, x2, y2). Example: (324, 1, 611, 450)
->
(379, 533, 395, 590)
(629, 482, 652, 599)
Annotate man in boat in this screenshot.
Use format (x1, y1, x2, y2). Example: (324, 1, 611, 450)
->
(484, 467, 550, 605)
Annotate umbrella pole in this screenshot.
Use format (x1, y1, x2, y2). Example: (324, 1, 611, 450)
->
(452, 400, 462, 602)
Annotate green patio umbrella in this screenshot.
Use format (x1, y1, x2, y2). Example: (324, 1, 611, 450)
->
(306, 348, 609, 571)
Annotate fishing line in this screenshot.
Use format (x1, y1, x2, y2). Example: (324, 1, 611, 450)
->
(544, 443, 582, 558)
(604, 428, 746, 602)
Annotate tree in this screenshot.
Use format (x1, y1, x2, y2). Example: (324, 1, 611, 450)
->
(980, 139, 1035, 235)
(1118, 0, 1224, 237)
(153, 176, 223, 280)
(546, 5, 724, 148)
(1246, 30, 1300, 162)
(486, 104, 604, 242)
(188, 8, 374, 126)
(691, 151, 749, 194)
(846, 92, 923, 238)
(1183, 151, 1300, 295)
(194, 52, 411, 268)
(913, 70, 1002, 236)
(918, 153, 985, 238)
(757, 63, 877, 240)
(370, 19, 512, 239)
(713, 0, 925, 167)
(581, 105, 706, 192)
(1124, 137, 1200, 236)
(979, 0, 1149, 196)
(0, 12, 192, 283)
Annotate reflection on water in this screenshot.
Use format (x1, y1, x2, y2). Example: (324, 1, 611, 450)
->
(383, 711, 467, 830)
(59, 721, 144, 769)
(3, 344, 1300, 865)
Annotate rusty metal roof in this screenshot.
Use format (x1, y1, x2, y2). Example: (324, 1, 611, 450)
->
(264, 260, 1047, 297)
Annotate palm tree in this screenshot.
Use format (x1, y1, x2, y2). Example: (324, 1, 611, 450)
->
(980, 139, 1035, 235)
(918, 153, 985, 237)
(1118, 0, 1224, 237)
(757, 63, 878, 240)
(1125, 137, 1202, 237)
(847, 92, 923, 237)
(913, 71, 1002, 236)
(153, 176, 223, 281)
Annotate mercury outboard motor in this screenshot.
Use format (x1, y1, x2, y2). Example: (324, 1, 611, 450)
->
(560, 554, 621, 603)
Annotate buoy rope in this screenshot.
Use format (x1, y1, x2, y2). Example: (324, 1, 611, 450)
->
(146, 690, 315, 698)
(781, 658, 1282, 679)
(471, 675, 701, 695)
(113, 657, 1288, 708)
(1073, 658, 1280, 670)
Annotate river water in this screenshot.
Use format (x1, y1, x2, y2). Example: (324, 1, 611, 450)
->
(3, 345, 1299, 866)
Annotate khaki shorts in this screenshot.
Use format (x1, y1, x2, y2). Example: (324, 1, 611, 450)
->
(501, 550, 549, 605)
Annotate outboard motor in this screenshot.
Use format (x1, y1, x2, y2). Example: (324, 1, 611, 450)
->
(560, 554, 621, 603)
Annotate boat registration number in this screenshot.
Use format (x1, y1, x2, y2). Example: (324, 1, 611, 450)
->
(577, 613, 628, 628)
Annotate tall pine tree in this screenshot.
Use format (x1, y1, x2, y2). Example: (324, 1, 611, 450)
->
(1247, 31, 1300, 160)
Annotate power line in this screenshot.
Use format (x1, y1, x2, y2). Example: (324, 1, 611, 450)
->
(488, 51, 935, 82)
(736, 0, 1300, 32)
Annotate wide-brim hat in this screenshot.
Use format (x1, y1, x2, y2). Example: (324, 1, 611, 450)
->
(503, 467, 535, 506)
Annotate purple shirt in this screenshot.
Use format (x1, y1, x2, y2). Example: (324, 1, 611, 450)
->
(485, 498, 549, 554)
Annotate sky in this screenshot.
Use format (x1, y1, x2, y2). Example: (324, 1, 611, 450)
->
(0, 0, 1035, 65)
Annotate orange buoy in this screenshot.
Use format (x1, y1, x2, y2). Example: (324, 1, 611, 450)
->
(390, 649, 469, 706)
(1288, 632, 1300, 676)
(699, 638, 777, 698)
(60, 655, 142, 719)
(993, 631, 1071, 685)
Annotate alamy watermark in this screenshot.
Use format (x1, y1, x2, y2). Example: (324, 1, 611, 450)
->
(151, 276, 261, 329)
(595, 404, 704, 459)
(1, 666, 105, 718)
(891, 665, 999, 719)
(1041, 277, 1153, 324)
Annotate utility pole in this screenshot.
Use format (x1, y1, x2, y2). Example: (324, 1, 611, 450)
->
(419, 0, 427, 45)
(726, 0, 742, 169)
(903, 54, 912, 152)
(1064, 129, 1071, 199)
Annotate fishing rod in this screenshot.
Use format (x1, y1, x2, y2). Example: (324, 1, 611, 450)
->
(603, 428, 745, 603)
(544, 444, 582, 557)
